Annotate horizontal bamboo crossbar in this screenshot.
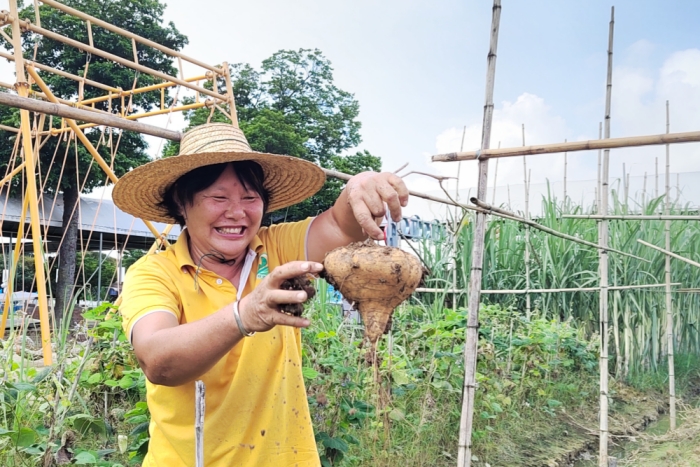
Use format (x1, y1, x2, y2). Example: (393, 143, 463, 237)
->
(638, 239, 700, 269)
(39, 0, 223, 75)
(22, 21, 227, 102)
(0, 162, 26, 186)
(0, 123, 19, 133)
(471, 198, 650, 262)
(562, 214, 700, 221)
(481, 283, 681, 294)
(0, 90, 182, 140)
(42, 101, 210, 136)
(432, 130, 700, 162)
(76, 74, 209, 106)
(0, 50, 119, 91)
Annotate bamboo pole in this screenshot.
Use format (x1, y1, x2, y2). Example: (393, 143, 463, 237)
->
(195, 380, 205, 467)
(481, 283, 682, 294)
(221, 61, 240, 129)
(21, 20, 226, 101)
(458, 2, 500, 465)
(655, 157, 659, 199)
(0, 91, 183, 141)
(431, 129, 700, 162)
(38, 0, 223, 74)
(454, 126, 467, 311)
(599, 9, 614, 465)
(637, 241, 700, 269)
(563, 139, 568, 202)
(522, 124, 531, 319)
(471, 198, 648, 262)
(0, 161, 26, 186)
(9, 0, 52, 364)
(597, 122, 602, 209)
(562, 214, 700, 221)
(0, 194, 29, 338)
(0, 50, 119, 92)
(42, 101, 210, 136)
(664, 100, 676, 430)
(0, 123, 20, 133)
(75, 74, 209, 107)
(27, 66, 172, 244)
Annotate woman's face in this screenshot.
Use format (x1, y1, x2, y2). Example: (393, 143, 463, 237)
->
(182, 164, 264, 264)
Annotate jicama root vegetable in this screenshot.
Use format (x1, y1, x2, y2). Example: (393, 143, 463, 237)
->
(322, 241, 425, 345)
(279, 274, 316, 316)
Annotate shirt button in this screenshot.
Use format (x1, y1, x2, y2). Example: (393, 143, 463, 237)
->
(216, 279, 223, 285)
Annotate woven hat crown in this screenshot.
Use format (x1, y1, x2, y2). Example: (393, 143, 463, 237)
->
(179, 124, 252, 155)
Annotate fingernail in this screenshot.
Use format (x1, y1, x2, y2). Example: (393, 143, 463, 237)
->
(313, 263, 323, 270)
(297, 292, 306, 300)
(301, 262, 310, 271)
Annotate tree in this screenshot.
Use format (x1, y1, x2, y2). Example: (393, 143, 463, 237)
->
(0, 0, 187, 325)
(163, 48, 382, 223)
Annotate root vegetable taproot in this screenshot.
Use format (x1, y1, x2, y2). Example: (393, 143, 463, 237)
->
(322, 242, 425, 345)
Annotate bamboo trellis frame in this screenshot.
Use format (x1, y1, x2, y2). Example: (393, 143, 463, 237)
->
(0, 0, 237, 365)
(429, 3, 700, 466)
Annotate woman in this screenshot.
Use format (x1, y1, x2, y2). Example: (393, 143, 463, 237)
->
(112, 123, 408, 466)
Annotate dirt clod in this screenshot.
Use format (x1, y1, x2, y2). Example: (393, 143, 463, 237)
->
(279, 274, 316, 316)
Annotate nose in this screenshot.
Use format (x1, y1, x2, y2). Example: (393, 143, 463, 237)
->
(224, 199, 245, 220)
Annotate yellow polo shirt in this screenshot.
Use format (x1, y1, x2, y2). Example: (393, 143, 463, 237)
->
(120, 218, 320, 467)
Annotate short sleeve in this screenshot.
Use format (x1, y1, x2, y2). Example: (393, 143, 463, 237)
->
(119, 255, 181, 342)
(264, 217, 314, 265)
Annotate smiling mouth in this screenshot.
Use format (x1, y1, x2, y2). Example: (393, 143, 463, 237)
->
(215, 227, 244, 235)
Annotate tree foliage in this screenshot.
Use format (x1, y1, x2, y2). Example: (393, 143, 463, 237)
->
(0, 0, 187, 322)
(163, 48, 381, 222)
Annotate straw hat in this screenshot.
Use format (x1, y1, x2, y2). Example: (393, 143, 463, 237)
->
(112, 123, 326, 223)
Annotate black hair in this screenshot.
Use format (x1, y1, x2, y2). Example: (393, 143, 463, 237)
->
(159, 160, 270, 227)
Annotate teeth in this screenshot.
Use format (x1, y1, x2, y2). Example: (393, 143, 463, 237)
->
(217, 227, 243, 234)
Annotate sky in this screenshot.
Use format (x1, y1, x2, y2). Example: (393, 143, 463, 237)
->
(2, 0, 700, 220)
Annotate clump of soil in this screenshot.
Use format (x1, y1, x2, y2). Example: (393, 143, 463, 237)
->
(279, 274, 316, 316)
(322, 241, 425, 345)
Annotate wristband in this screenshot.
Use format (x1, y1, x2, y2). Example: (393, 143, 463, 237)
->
(233, 301, 255, 337)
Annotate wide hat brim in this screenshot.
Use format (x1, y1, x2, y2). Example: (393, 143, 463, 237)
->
(112, 150, 326, 224)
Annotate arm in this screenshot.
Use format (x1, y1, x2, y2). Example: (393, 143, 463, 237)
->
(131, 261, 323, 387)
(307, 171, 409, 263)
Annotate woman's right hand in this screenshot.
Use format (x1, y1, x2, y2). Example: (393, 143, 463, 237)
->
(238, 261, 323, 333)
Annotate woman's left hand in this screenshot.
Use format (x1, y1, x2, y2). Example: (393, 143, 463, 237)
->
(344, 172, 409, 240)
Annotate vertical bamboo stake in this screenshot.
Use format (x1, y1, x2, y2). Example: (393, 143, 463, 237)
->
(597, 122, 602, 209)
(491, 141, 501, 205)
(598, 7, 614, 466)
(454, 126, 467, 311)
(9, 0, 53, 365)
(642, 172, 647, 207)
(458, 2, 501, 466)
(563, 139, 568, 203)
(195, 380, 205, 466)
(655, 157, 659, 199)
(664, 100, 676, 430)
(522, 124, 531, 319)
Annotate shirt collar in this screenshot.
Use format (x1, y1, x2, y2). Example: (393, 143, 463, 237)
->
(172, 228, 264, 272)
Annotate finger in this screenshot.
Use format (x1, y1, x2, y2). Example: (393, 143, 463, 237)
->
(375, 181, 402, 222)
(385, 173, 410, 207)
(349, 198, 384, 239)
(266, 289, 312, 306)
(362, 190, 387, 219)
(268, 312, 311, 329)
(266, 261, 323, 286)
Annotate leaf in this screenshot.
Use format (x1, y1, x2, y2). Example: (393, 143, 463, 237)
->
(87, 373, 103, 385)
(0, 428, 15, 436)
(73, 451, 98, 465)
(302, 367, 319, 380)
(71, 415, 107, 438)
(130, 421, 150, 437)
(118, 376, 135, 389)
(8, 382, 36, 392)
(388, 408, 405, 422)
(321, 436, 348, 453)
(15, 427, 37, 448)
(391, 369, 411, 386)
